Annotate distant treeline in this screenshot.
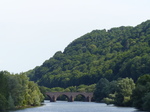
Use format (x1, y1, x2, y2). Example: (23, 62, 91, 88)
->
(27, 20, 150, 88)
(0, 71, 44, 111)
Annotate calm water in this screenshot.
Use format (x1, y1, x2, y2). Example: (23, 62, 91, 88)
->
(9, 100, 142, 112)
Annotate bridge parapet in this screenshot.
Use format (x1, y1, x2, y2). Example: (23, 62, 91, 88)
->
(46, 92, 93, 102)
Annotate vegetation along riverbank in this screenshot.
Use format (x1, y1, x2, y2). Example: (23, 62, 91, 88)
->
(0, 71, 44, 111)
(1, 20, 150, 111)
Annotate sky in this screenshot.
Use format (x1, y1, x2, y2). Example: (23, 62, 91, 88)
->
(0, 0, 150, 73)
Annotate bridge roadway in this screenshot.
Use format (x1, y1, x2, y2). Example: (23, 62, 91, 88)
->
(46, 92, 93, 102)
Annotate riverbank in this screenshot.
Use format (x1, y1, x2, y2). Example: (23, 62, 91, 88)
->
(1, 103, 44, 112)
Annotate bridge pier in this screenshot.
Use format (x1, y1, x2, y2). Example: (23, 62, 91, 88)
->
(69, 96, 74, 102)
(86, 96, 91, 102)
(51, 96, 57, 102)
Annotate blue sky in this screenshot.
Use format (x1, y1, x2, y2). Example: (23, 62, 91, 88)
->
(0, 0, 150, 73)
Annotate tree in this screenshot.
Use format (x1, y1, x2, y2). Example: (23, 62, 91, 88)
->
(114, 78, 135, 106)
(94, 78, 110, 102)
(8, 93, 15, 109)
(0, 71, 44, 110)
(0, 94, 7, 110)
(26, 81, 44, 106)
(102, 78, 135, 106)
(132, 74, 150, 111)
(142, 92, 150, 111)
(0, 71, 9, 110)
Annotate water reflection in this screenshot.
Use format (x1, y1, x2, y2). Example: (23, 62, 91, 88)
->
(8, 100, 144, 112)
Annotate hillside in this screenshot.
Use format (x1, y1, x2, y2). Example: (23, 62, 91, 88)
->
(27, 20, 150, 88)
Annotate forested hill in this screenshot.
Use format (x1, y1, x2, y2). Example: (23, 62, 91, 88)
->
(27, 20, 150, 88)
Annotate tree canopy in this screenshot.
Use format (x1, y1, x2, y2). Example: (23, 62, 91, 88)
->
(0, 71, 44, 111)
(132, 74, 150, 111)
(27, 20, 150, 88)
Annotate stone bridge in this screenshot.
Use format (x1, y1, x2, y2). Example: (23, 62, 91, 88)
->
(46, 92, 93, 102)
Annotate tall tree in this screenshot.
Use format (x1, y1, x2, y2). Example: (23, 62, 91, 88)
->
(132, 74, 150, 111)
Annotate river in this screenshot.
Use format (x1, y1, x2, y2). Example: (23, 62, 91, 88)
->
(9, 100, 142, 112)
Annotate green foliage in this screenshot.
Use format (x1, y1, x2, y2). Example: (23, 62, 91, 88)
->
(0, 71, 9, 98)
(0, 94, 7, 110)
(26, 20, 150, 89)
(114, 78, 135, 106)
(39, 86, 51, 99)
(0, 71, 9, 110)
(94, 78, 110, 102)
(0, 71, 44, 110)
(103, 96, 115, 105)
(94, 78, 135, 107)
(142, 93, 150, 111)
(132, 74, 150, 111)
(8, 94, 15, 109)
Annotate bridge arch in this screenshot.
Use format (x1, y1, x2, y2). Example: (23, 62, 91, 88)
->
(46, 92, 93, 102)
(74, 94, 86, 101)
(57, 94, 70, 101)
